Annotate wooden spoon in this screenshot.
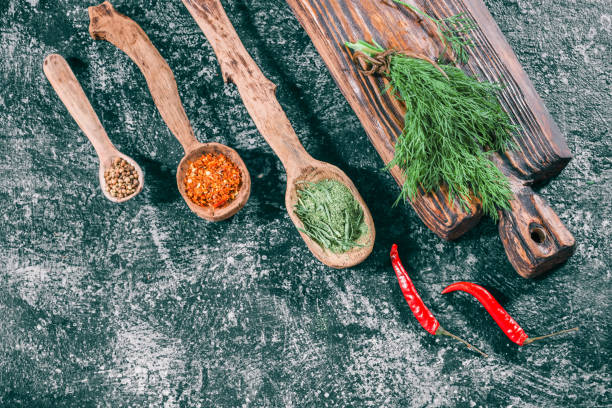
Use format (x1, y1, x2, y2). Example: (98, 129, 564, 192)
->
(88, 2, 250, 221)
(43, 54, 143, 203)
(182, 0, 375, 268)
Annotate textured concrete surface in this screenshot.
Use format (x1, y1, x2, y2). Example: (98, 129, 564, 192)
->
(0, 0, 610, 406)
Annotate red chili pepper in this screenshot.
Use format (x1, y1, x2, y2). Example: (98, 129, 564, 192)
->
(390, 244, 487, 357)
(442, 282, 578, 346)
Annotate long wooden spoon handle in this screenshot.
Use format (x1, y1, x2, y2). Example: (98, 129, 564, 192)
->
(182, 0, 313, 176)
(494, 156, 575, 278)
(43, 54, 116, 161)
(88, 1, 198, 153)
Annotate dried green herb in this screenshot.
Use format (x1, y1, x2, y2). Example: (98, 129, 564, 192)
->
(345, 40, 515, 219)
(294, 179, 368, 253)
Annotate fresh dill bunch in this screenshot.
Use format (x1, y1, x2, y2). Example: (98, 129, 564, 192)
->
(345, 40, 515, 219)
(294, 180, 368, 253)
(393, 0, 476, 64)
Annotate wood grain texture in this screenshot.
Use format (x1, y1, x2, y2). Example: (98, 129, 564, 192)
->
(89, 1, 251, 221)
(43, 53, 144, 203)
(285, 0, 575, 276)
(182, 0, 376, 268)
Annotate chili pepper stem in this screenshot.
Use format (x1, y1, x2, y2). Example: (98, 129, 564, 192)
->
(523, 327, 579, 345)
(436, 326, 488, 358)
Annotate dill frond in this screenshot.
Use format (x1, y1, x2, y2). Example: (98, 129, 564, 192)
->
(345, 41, 516, 219)
(392, 0, 476, 64)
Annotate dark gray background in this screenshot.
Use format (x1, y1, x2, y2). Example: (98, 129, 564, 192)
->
(0, 0, 610, 406)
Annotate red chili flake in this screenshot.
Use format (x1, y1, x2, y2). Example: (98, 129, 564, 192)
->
(183, 152, 242, 208)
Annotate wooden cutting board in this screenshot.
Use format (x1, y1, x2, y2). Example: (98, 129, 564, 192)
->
(285, 0, 575, 277)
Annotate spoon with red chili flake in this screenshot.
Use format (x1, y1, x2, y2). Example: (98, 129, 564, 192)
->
(88, 2, 251, 221)
(442, 282, 578, 346)
(390, 245, 488, 357)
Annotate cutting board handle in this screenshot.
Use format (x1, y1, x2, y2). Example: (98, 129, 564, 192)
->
(88, 1, 199, 153)
(494, 155, 575, 278)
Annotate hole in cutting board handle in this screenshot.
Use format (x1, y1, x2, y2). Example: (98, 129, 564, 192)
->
(529, 224, 547, 244)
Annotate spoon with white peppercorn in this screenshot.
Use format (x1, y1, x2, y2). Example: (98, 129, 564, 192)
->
(43, 54, 143, 203)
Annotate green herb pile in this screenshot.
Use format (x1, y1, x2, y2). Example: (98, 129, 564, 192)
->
(294, 179, 368, 253)
(345, 4, 516, 219)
